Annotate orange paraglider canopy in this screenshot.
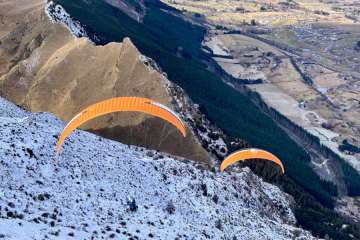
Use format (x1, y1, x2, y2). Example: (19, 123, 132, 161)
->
(56, 97, 186, 153)
(220, 148, 285, 173)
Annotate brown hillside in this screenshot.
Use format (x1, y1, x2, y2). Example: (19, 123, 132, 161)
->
(0, 0, 209, 162)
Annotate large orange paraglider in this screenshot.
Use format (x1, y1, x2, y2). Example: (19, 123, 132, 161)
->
(220, 148, 285, 173)
(56, 97, 186, 153)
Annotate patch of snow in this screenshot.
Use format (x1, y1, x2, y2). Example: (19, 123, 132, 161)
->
(0, 98, 27, 118)
(138, 54, 163, 73)
(45, 1, 92, 41)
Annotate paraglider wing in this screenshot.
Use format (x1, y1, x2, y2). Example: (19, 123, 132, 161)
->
(56, 97, 186, 153)
(220, 148, 285, 173)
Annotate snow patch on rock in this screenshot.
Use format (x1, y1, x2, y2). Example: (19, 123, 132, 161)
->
(45, 1, 92, 41)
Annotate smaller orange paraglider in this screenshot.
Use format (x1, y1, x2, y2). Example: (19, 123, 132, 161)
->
(56, 97, 186, 153)
(220, 148, 285, 174)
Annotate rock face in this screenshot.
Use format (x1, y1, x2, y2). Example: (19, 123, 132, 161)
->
(0, 97, 318, 239)
(0, 0, 209, 162)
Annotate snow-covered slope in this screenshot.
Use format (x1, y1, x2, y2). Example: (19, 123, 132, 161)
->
(0, 97, 317, 239)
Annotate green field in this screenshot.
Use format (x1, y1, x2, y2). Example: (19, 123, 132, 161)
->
(54, 0, 360, 238)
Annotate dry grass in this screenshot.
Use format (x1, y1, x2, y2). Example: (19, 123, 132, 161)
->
(162, 0, 358, 26)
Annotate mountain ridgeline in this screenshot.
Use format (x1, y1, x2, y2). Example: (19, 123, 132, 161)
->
(52, 0, 360, 239)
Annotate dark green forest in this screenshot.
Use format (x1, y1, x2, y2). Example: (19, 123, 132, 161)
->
(54, 0, 360, 238)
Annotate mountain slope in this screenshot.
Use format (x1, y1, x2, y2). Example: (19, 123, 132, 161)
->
(0, 97, 317, 239)
(1, 1, 359, 239)
(44, 1, 360, 239)
(49, 0, 342, 205)
(0, 0, 209, 162)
